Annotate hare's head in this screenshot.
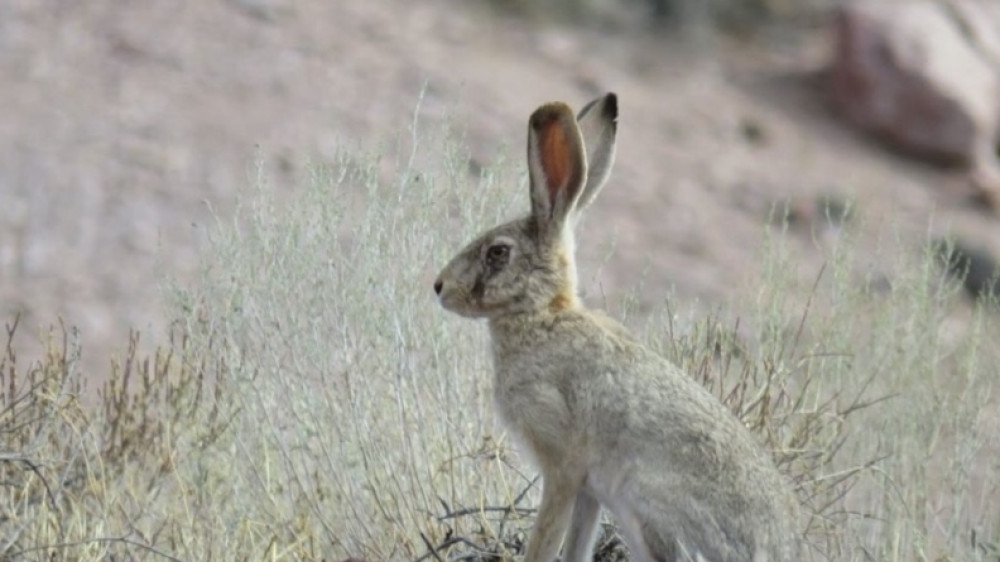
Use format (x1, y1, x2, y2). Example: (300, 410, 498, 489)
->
(434, 93, 618, 318)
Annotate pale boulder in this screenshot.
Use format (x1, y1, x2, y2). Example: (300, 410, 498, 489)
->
(829, 0, 1000, 204)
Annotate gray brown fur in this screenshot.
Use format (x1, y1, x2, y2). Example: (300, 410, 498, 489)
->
(434, 94, 803, 562)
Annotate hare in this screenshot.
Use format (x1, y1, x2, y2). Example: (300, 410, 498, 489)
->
(433, 93, 803, 562)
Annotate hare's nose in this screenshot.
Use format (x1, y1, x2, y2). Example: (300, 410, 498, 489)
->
(433, 279, 443, 295)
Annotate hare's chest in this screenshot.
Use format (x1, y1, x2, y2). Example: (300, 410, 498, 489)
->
(492, 384, 531, 450)
(492, 386, 555, 470)
(491, 372, 532, 435)
(491, 360, 579, 465)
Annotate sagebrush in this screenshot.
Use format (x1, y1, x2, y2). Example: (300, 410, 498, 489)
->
(1, 98, 998, 561)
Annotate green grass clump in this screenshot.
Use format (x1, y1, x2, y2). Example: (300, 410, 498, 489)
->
(1, 97, 998, 561)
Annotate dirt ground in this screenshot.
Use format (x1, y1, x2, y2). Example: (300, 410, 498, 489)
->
(2, 0, 998, 375)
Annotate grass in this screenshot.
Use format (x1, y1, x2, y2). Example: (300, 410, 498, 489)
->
(1, 96, 998, 561)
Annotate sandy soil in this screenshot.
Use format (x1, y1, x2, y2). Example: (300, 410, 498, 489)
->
(2, 0, 998, 374)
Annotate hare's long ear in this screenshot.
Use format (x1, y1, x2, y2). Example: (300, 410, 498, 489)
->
(527, 102, 587, 236)
(573, 93, 618, 216)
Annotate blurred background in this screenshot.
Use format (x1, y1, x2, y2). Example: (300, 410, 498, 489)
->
(2, 0, 999, 374)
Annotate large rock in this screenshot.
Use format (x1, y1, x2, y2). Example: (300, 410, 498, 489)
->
(829, 0, 1000, 205)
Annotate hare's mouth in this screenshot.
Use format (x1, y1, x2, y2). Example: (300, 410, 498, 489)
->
(438, 289, 500, 319)
(438, 290, 477, 317)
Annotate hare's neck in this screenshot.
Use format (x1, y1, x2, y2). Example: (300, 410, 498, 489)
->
(487, 309, 571, 358)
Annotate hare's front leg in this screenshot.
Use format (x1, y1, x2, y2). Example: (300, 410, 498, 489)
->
(561, 492, 601, 562)
(524, 474, 581, 562)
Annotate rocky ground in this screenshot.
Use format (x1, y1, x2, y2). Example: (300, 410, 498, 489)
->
(2, 0, 998, 375)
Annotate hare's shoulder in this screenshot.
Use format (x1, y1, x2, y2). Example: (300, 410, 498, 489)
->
(568, 311, 752, 438)
(578, 308, 634, 340)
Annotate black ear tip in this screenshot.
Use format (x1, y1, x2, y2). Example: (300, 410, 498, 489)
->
(603, 92, 618, 120)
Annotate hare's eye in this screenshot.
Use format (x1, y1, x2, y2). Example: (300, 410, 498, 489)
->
(485, 243, 510, 267)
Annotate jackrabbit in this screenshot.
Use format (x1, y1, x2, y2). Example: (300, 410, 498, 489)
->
(434, 93, 803, 562)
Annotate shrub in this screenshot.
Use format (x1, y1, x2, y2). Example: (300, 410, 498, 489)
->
(1, 95, 997, 561)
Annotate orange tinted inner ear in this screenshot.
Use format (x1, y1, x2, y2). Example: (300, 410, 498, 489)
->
(539, 119, 570, 206)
